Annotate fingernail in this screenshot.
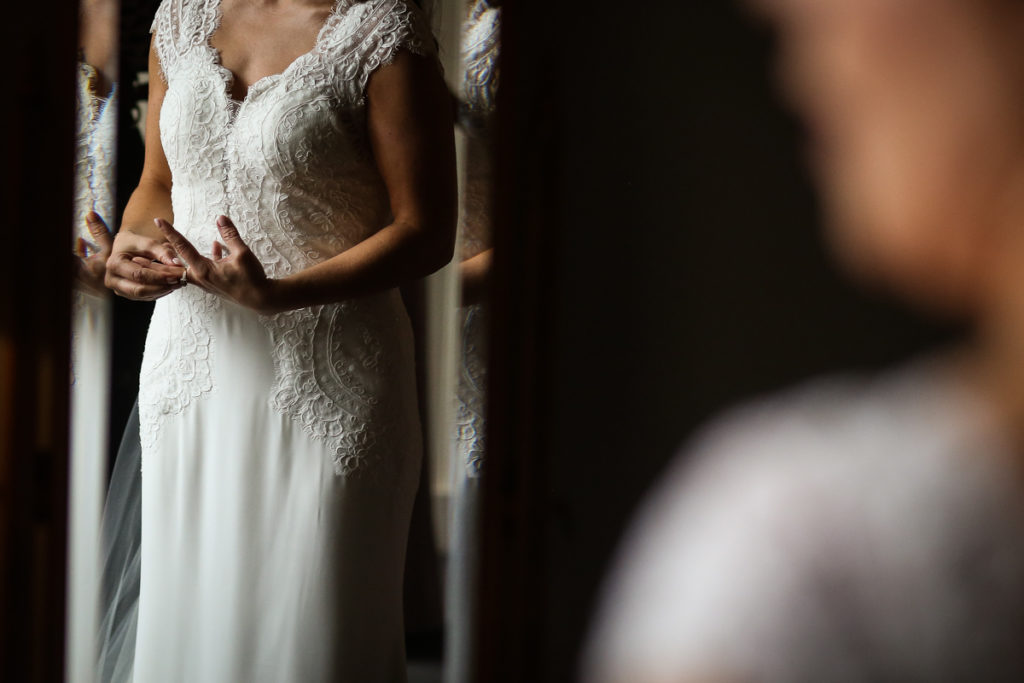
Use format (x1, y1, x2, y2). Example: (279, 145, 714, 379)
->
(153, 218, 163, 228)
(172, 257, 183, 266)
(217, 215, 229, 227)
(167, 277, 180, 285)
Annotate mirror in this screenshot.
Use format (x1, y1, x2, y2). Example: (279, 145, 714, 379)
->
(444, 1, 499, 681)
(65, 0, 501, 681)
(68, 0, 119, 680)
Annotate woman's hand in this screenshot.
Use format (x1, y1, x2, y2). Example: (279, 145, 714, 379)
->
(105, 224, 186, 300)
(156, 216, 281, 314)
(74, 211, 114, 296)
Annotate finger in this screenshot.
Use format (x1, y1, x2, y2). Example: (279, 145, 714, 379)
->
(112, 231, 175, 265)
(154, 218, 208, 273)
(108, 253, 184, 287)
(130, 256, 186, 277)
(74, 237, 89, 259)
(109, 277, 182, 300)
(212, 241, 224, 261)
(153, 242, 180, 267)
(85, 211, 114, 251)
(215, 215, 247, 252)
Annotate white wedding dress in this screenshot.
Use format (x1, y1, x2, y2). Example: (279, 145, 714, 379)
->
(136, 1, 433, 680)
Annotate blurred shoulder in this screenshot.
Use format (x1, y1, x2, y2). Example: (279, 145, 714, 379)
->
(584, 359, 1020, 682)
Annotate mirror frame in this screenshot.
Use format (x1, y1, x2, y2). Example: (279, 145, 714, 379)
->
(0, 5, 77, 682)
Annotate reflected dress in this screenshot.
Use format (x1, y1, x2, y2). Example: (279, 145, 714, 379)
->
(69, 60, 116, 683)
(446, 3, 499, 681)
(135, 1, 434, 680)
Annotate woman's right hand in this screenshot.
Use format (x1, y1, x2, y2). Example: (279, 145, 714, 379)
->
(105, 227, 187, 300)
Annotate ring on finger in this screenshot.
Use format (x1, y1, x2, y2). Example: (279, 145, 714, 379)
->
(179, 265, 189, 286)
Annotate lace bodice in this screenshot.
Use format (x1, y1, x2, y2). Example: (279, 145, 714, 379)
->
(151, 0, 432, 265)
(74, 62, 117, 247)
(140, 0, 434, 476)
(453, 304, 487, 476)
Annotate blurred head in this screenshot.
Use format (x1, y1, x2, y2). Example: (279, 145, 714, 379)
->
(751, 0, 1024, 315)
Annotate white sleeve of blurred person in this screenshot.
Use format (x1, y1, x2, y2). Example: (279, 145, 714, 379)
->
(582, 384, 855, 683)
(580, 367, 1024, 683)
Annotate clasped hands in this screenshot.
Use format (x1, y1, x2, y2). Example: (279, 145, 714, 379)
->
(99, 214, 281, 313)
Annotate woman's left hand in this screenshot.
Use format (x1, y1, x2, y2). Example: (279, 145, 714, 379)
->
(155, 215, 282, 314)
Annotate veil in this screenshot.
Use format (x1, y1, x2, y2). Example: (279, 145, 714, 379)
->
(96, 401, 142, 683)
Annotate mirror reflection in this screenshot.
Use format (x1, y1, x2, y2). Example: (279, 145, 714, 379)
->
(67, 0, 501, 681)
(445, 1, 499, 681)
(69, 0, 119, 680)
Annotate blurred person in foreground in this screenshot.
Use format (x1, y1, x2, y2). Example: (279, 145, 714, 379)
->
(584, 0, 1024, 681)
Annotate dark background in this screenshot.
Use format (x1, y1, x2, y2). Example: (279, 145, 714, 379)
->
(481, 2, 959, 681)
(108, 0, 159, 471)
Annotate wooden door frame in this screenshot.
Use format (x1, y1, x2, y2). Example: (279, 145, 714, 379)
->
(474, 2, 560, 679)
(0, 7, 78, 682)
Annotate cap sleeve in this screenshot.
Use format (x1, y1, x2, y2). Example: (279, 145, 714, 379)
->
(149, 0, 178, 81)
(149, 0, 217, 82)
(347, 0, 438, 95)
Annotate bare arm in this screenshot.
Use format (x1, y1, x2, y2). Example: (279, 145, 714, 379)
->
(104, 39, 185, 299)
(120, 40, 175, 241)
(161, 49, 457, 312)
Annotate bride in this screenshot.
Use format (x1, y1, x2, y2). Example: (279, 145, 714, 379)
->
(103, 0, 455, 679)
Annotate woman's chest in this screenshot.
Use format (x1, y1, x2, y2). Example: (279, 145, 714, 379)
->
(159, 53, 371, 178)
(210, 1, 335, 102)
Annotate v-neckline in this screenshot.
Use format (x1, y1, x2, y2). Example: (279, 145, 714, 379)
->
(206, 0, 346, 107)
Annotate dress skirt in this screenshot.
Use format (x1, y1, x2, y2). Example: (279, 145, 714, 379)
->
(134, 293, 422, 682)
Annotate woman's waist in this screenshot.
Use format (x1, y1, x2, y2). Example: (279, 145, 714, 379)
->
(143, 288, 416, 404)
(170, 188, 388, 242)
(167, 219, 385, 274)
(150, 286, 411, 342)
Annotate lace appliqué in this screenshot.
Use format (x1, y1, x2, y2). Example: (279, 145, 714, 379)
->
(268, 300, 404, 476)
(454, 304, 488, 477)
(138, 289, 221, 455)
